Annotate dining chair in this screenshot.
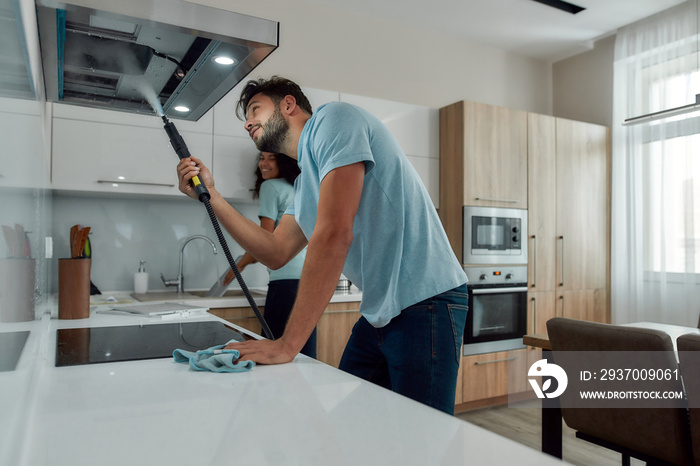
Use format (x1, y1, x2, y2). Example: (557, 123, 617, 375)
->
(546, 317, 695, 466)
(677, 332, 700, 466)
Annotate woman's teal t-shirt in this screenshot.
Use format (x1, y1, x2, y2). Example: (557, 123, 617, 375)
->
(258, 178, 306, 281)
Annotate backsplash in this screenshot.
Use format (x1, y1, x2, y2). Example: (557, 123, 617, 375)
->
(50, 194, 269, 294)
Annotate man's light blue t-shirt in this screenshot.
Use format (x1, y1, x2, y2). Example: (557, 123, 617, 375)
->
(258, 178, 306, 281)
(285, 102, 467, 327)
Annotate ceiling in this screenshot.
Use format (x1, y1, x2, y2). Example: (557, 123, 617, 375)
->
(307, 0, 690, 63)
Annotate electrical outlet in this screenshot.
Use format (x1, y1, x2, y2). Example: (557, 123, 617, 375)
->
(45, 237, 53, 259)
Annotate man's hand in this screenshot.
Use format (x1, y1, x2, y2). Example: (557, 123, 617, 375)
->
(225, 337, 299, 365)
(177, 156, 215, 200)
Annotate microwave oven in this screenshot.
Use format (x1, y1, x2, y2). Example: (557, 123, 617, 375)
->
(463, 206, 528, 265)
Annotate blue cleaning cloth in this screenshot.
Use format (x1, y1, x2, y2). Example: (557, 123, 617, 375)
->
(173, 339, 255, 373)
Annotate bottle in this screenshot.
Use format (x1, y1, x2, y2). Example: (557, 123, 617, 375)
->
(134, 261, 148, 294)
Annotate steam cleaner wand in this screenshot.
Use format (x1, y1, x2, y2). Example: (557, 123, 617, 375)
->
(162, 115, 274, 340)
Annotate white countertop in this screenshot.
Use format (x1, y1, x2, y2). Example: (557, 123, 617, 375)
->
(0, 311, 569, 466)
(86, 286, 363, 312)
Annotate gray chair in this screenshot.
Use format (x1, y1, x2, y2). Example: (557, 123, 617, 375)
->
(547, 317, 694, 466)
(677, 333, 700, 466)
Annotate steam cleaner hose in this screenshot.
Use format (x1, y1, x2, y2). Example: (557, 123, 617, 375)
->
(162, 115, 273, 340)
(202, 197, 274, 340)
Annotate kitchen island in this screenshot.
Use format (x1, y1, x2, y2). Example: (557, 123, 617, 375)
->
(0, 307, 569, 466)
(91, 287, 363, 368)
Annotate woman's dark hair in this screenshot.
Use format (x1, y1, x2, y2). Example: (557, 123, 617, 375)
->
(236, 76, 313, 120)
(252, 153, 301, 199)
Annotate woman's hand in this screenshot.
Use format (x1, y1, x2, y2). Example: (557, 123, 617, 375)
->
(177, 156, 215, 199)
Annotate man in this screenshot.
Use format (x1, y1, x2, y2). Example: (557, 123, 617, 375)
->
(177, 76, 468, 414)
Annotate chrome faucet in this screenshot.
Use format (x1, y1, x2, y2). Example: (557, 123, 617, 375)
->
(161, 235, 217, 293)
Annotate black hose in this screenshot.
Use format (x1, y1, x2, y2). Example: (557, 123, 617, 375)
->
(202, 197, 274, 340)
(161, 115, 273, 340)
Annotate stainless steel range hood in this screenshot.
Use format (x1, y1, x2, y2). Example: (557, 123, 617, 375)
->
(36, 0, 278, 121)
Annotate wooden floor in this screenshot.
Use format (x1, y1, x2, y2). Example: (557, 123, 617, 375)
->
(455, 399, 642, 466)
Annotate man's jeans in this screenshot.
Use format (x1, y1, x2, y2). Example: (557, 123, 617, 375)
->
(338, 284, 468, 414)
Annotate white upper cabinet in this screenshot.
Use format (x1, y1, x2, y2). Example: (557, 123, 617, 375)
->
(340, 93, 439, 207)
(212, 135, 259, 201)
(49, 87, 438, 205)
(51, 104, 212, 196)
(340, 93, 438, 158)
(0, 98, 50, 189)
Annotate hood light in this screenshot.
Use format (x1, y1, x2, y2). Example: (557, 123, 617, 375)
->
(213, 56, 235, 65)
(174, 106, 190, 113)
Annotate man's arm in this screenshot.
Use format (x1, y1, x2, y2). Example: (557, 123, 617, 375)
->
(225, 161, 366, 363)
(177, 156, 307, 268)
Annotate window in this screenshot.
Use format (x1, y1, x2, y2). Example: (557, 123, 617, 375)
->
(642, 69, 700, 273)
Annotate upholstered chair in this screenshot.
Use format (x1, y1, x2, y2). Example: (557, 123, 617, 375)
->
(677, 333, 700, 466)
(547, 317, 694, 466)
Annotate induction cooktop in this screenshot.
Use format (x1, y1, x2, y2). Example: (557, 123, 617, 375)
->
(55, 321, 246, 367)
(0, 331, 30, 372)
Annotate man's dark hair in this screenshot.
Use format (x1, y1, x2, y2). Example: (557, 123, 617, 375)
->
(236, 76, 313, 120)
(252, 153, 300, 199)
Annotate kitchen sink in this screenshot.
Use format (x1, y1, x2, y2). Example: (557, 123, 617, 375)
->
(188, 289, 267, 298)
(131, 289, 266, 302)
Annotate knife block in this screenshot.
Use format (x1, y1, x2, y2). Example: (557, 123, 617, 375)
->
(0, 258, 36, 322)
(58, 258, 91, 319)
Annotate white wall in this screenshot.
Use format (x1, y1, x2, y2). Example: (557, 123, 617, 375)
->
(50, 194, 269, 293)
(553, 35, 615, 127)
(184, 0, 553, 114)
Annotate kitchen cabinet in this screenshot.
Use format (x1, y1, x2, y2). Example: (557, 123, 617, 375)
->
(208, 306, 265, 337)
(212, 135, 259, 201)
(439, 100, 528, 260)
(527, 115, 610, 330)
(341, 93, 440, 207)
(456, 349, 532, 409)
(0, 98, 50, 190)
(209, 300, 361, 367)
(51, 104, 213, 197)
(528, 291, 557, 335)
(315, 301, 361, 367)
(440, 103, 610, 410)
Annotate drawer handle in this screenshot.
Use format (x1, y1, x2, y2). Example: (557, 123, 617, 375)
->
(558, 235, 565, 287)
(97, 180, 175, 187)
(474, 197, 518, 204)
(530, 235, 536, 288)
(474, 356, 518, 365)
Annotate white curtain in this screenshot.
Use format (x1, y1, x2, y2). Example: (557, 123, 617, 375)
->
(612, 0, 700, 327)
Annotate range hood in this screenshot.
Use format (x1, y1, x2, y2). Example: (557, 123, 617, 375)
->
(35, 0, 278, 121)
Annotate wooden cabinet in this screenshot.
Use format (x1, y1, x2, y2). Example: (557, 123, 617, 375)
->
(439, 100, 528, 260)
(440, 102, 611, 410)
(555, 118, 609, 294)
(527, 113, 557, 292)
(456, 349, 533, 411)
(528, 291, 557, 335)
(527, 114, 610, 330)
(209, 300, 361, 368)
(208, 306, 265, 337)
(316, 302, 361, 367)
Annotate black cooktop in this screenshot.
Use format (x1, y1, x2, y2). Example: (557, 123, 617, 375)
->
(55, 321, 246, 367)
(0, 331, 30, 372)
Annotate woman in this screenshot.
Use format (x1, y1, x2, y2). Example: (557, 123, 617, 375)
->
(237, 152, 316, 358)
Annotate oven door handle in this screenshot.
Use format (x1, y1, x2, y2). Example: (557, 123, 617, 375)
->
(470, 286, 528, 295)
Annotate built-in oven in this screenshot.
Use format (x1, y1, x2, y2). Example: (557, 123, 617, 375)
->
(463, 265, 528, 356)
(463, 206, 528, 265)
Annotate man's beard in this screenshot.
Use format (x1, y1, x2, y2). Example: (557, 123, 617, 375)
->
(255, 107, 290, 154)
